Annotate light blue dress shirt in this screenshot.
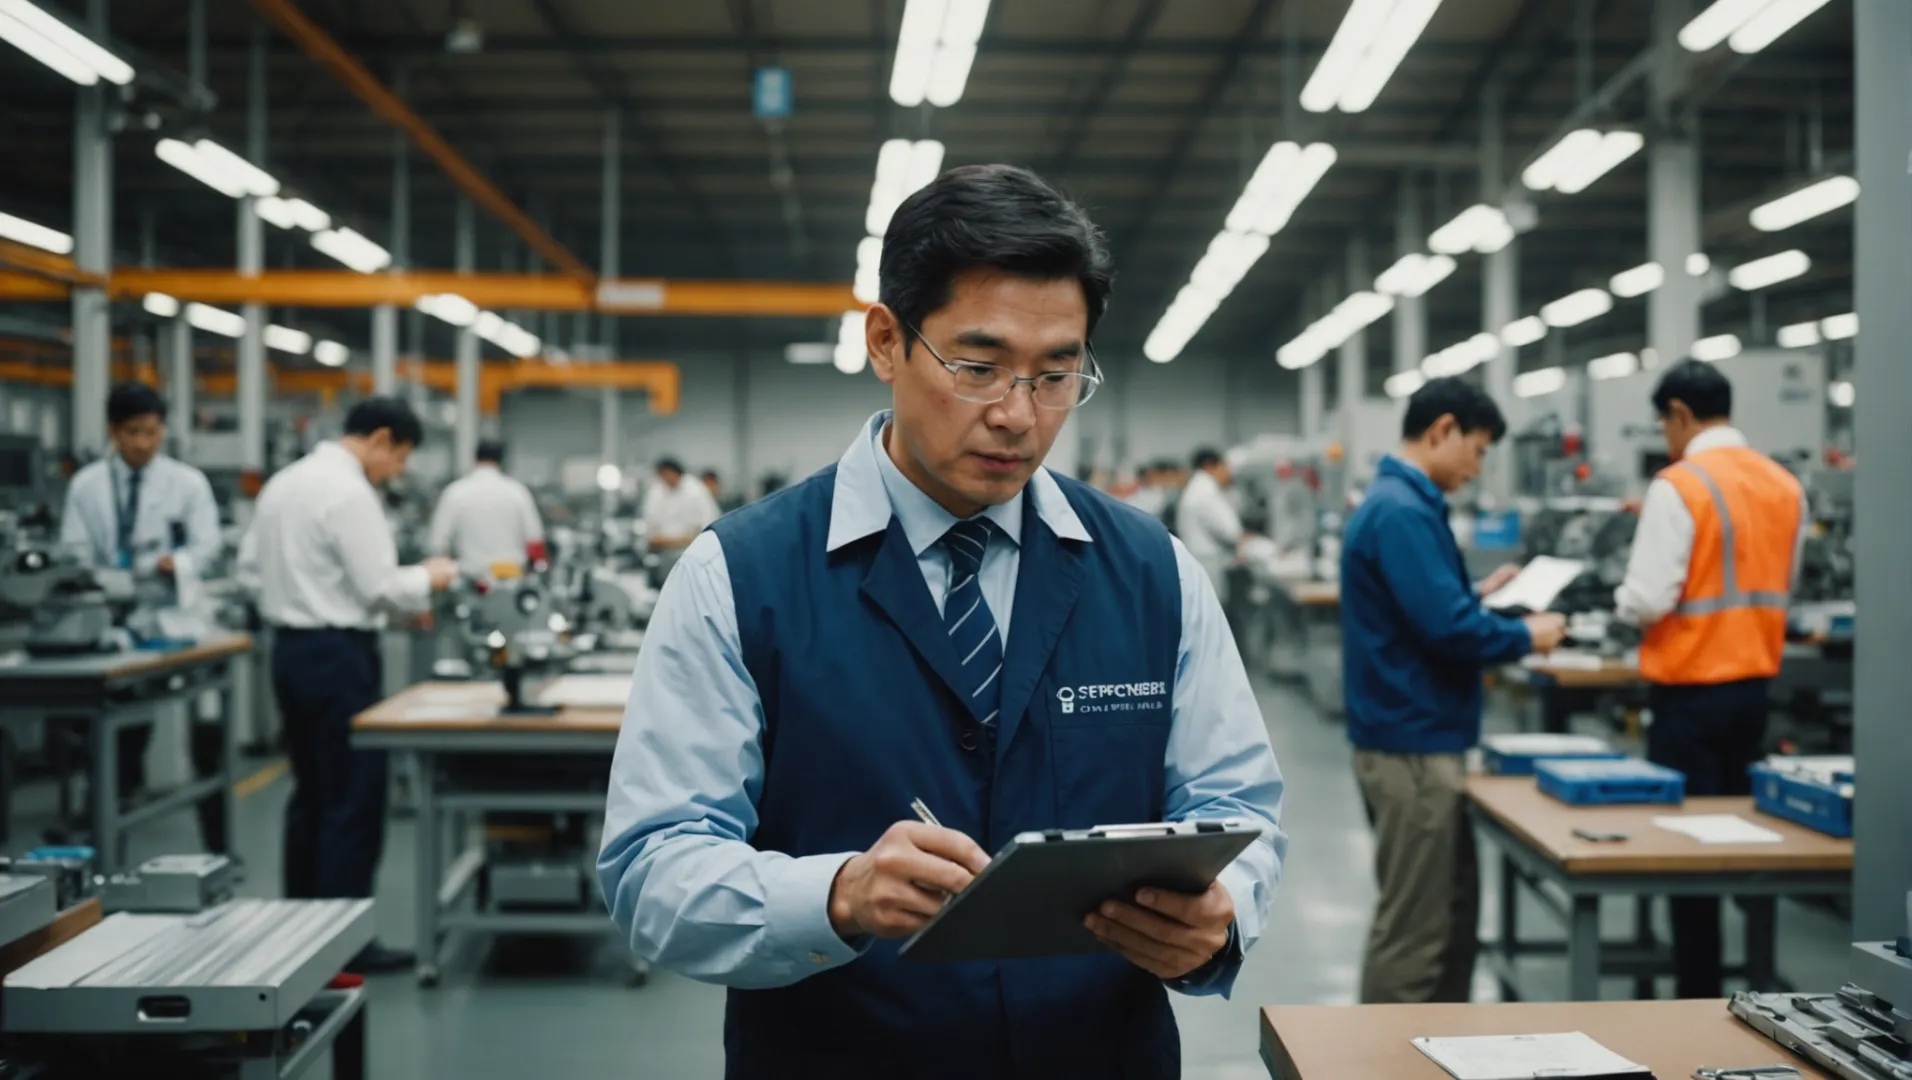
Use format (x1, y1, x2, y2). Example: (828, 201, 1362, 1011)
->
(59, 453, 222, 573)
(599, 411, 1285, 995)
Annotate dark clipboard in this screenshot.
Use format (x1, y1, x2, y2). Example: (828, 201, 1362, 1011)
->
(897, 819, 1260, 964)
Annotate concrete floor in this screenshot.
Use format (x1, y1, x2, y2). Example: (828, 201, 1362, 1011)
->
(8, 676, 1853, 1079)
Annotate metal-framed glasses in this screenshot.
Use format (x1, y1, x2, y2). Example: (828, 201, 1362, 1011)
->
(905, 322, 1103, 410)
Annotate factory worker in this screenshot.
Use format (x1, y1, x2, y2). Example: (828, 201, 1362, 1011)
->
(640, 456, 721, 553)
(599, 164, 1284, 1079)
(1175, 446, 1245, 603)
(59, 382, 226, 850)
(243, 397, 458, 973)
(1615, 360, 1805, 998)
(429, 438, 545, 578)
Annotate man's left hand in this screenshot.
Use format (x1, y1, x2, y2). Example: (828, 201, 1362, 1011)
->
(155, 554, 175, 575)
(1083, 880, 1234, 981)
(1479, 562, 1522, 596)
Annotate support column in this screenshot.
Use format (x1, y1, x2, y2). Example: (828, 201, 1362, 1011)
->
(236, 25, 268, 478)
(1649, 0, 1702, 366)
(1337, 239, 1368, 489)
(1480, 80, 1516, 503)
(1394, 181, 1426, 374)
(600, 109, 622, 354)
(454, 198, 480, 469)
(600, 385, 620, 467)
(1852, 0, 1912, 941)
(170, 315, 194, 458)
(69, 0, 112, 454)
(373, 69, 407, 396)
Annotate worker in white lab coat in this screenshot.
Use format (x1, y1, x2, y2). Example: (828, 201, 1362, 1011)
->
(429, 439, 546, 579)
(1175, 447, 1245, 604)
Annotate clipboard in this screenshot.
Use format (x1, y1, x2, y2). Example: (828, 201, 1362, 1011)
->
(897, 819, 1260, 964)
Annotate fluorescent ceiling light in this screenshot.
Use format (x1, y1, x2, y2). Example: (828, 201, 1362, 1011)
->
(1374, 252, 1456, 298)
(416, 293, 479, 327)
(1540, 287, 1614, 328)
(1300, 0, 1445, 114)
(785, 342, 834, 365)
(1276, 291, 1395, 370)
(1679, 0, 1771, 50)
(1692, 333, 1743, 362)
(0, 0, 133, 85)
(925, 43, 976, 108)
(1513, 367, 1566, 398)
(1384, 370, 1425, 399)
(1224, 142, 1338, 237)
(1523, 129, 1643, 195)
(1500, 315, 1547, 348)
(1189, 230, 1271, 300)
(1609, 262, 1664, 298)
(1587, 351, 1640, 380)
(156, 138, 246, 199)
(264, 324, 312, 355)
(1828, 380, 1854, 408)
(185, 302, 245, 338)
(835, 311, 867, 374)
(854, 236, 882, 304)
(313, 340, 350, 367)
(1686, 253, 1712, 276)
(143, 293, 180, 318)
(890, 0, 989, 108)
(1729, 0, 1835, 53)
(191, 139, 278, 197)
(1820, 312, 1857, 340)
(596, 464, 622, 492)
(0, 209, 71, 254)
(864, 138, 944, 238)
(1728, 249, 1810, 291)
(1420, 332, 1500, 378)
(1428, 204, 1513, 256)
(255, 196, 299, 230)
(311, 228, 391, 274)
(1749, 175, 1859, 232)
(1775, 321, 1821, 348)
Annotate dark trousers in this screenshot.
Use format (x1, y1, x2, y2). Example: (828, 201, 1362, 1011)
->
(1646, 677, 1770, 998)
(272, 629, 387, 900)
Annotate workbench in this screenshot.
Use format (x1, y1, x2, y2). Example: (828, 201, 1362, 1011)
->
(350, 680, 628, 987)
(1268, 579, 1342, 716)
(1260, 998, 1829, 1078)
(1467, 775, 1852, 1002)
(0, 634, 251, 873)
(1500, 652, 1647, 734)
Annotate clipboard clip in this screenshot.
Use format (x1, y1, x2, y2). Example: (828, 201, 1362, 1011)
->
(1085, 819, 1242, 839)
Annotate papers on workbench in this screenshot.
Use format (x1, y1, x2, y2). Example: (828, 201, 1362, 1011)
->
(1412, 1032, 1650, 1079)
(1483, 556, 1588, 613)
(1652, 813, 1785, 845)
(1519, 649, 1606, 671)
(535, 674, 632, 709)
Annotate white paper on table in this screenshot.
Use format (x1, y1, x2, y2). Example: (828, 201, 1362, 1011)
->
(1652, 813, 1785, 845)
(1484, 556, 1588, 612)
(535, 673, 633, 709)
(1519, 649, 1605, 671)
(1412, 1031, 1650, 1079)
(401, 704, 497, 723)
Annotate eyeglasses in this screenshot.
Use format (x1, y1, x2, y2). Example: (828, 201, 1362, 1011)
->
(904, 322, 1103, 410)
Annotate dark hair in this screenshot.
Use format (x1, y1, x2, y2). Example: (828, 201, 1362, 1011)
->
(106, 383, 166, 426)
(343, 397, 424, 447)
(1651, 359, 1732, 421)
(881, 164, 1115, 345)
(1402, 377, 1507, 442)
(475, 439, 506, 464)
(1191, 448, 1224, 471)
(655, 457, 684, 476)
(699, 469, 719, 482)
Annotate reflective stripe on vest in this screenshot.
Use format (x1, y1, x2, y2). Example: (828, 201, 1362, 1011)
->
(1669, 458, 1793, 617)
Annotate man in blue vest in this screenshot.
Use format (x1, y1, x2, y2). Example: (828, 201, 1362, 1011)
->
(599, 164, 1285, 1078)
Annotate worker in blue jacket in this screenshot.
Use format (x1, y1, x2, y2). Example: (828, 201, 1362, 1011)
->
(1340, 377, 1566, 1005)
(598, 164, 1285, 1079)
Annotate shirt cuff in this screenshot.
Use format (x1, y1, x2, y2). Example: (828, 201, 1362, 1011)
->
(1168, 862, 1261, 999)
(392, 565, 434, 611)
(764, 851, 869, 976)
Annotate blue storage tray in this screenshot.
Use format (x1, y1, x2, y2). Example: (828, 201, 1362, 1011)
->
(1536, 758, 1686, 805)
(1481, 735, 1626, 777)
(1751, 763, 1853, 838)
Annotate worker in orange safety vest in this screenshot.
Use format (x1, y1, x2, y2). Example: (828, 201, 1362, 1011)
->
(1614, 358, 1806, 999)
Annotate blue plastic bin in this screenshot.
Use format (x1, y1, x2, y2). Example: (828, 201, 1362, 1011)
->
(1481, 734, 1626, 777)
(1750, 761, 1854, 838)
(1536, 758, 1685, 806)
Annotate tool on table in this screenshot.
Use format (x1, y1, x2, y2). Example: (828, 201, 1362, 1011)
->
(99, 854, 235, 914)
(1572, 828, 1630, 843)
(1694, 1067, 1803, 1079)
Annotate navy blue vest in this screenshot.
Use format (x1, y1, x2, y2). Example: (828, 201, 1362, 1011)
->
(709, 465, 1185, 1080)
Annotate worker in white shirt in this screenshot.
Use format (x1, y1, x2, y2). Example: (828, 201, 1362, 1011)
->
(429, 438, 545, 579)
(59, 382, 226, 850)
(242, 397, 457, 974)
(1175, 447, 1246, 604)
(641, 456, 721, 552)
(1613, 360, 1805, 999)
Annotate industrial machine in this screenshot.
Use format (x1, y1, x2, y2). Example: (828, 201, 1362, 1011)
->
(0, 513, 130, 656)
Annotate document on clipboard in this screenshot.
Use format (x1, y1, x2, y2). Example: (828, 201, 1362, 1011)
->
(1411, 1032, 1652, 1079)
(1483, 556, 1588, 613)
(897, 820, 1260, 964)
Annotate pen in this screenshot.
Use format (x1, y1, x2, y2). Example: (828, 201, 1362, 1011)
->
(910, 798, 942, 828)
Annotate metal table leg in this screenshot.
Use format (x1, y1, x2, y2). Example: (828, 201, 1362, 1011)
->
(1632, 894, 1657, 999)
(93, 709, 122, 874)
(334, 996, 366, 1080)
(1497, 851, 1520, 1001)
(414, 748, 441, 987)
(222, 661, 239, 850)
(1568, 894, 1601, 1001)
(1743, 896, 1778, 991)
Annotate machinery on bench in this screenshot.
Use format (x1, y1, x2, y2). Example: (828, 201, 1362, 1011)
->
(0, 848, 372, 1079)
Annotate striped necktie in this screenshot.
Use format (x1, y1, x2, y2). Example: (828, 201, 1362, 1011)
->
(941, 518, 1001, 725)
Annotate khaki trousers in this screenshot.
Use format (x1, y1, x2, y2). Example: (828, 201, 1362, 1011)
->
(1353, 749, 1479, 1004)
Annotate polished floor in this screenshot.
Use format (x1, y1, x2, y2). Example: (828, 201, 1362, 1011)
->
(11, 676, 1852, 1079)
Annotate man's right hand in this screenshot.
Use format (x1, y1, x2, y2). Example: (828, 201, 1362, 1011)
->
(422, 556, 459, 590)
(827, 821, 990, 941)
(1523, 612, 1569, 654)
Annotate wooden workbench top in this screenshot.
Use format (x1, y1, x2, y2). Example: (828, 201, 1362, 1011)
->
(1261, 999, 1829, 1079)
(352, 680, 623, 733)
(1467, 775, 1853, 875)
(1280, 580, 1341, 606)
(1510, 654, 1645, 689)
(0, 632, 253, 680)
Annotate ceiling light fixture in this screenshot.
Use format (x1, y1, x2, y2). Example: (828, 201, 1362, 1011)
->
(1300, 0, 1446, 114)
(1540, 287, 1614, 328)
(864, 138, 944, 238)
(263, 324, 312, 355)
(1275, 291, 1395, 371)
(1686, 253, 1712, 276)
(1523, 129, 1644, 195)
(143, 293, 179, 318)
(185, 302, 246, 338)
(1513, 367, 1567, 398)
(1384, 370, 1426, 399)
(1499, 315, 1548, 348)
(311, 228, 391, 274)
(0, 209, 72, 254)
(1749, 174, 1859, 232)
(1828, 380, 1854, 408)
(155, 138, 278, 200)
(1609, 262, 1665, 298)
(1820, 312, 1857, 340)
(0, 0, 133, 86)
(1728, 0, 1835, 53)
(1692, 333, 1743, 362)
(1587, 351, 1640, 380)
(834, 311, 868, 374)
(1728, 249, 1810, 291)
(415, 293, 479, 327)
(1428, 204, 1514, 256)
(1374, 252, 1457, 298)
(313, 340, 350, 367)
(854, 236, 882, 304)
(785, 342, 834, 365)
(890, 0, 990, 108)
(1419, 332, 1500, 378)
(1775, 321, 1821, 349)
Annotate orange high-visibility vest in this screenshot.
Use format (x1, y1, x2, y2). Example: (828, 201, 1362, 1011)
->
(1639, 445, 1803, 685)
